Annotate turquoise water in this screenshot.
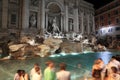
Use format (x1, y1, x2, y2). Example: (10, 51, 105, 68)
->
(0, 51, 120, 80)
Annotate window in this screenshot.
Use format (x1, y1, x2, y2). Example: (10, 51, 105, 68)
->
(108, 13, 110, 17)
(95, 31, 98, 34)
(116, 27, 120, 31)
(100, 16, 104, 20)
(108, 21, 111, 25)
(116, 18, 119, 23)
(114, 10, 119, 15)
(68, 18, 74, 31)
(11, 14, 16, 25)
(115, 2, 119, 6)
(102, 23, 104, 26)
(116, 35, 120, 39)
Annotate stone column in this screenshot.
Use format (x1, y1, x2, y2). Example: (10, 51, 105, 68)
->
(0, 0, 2, 28)
(2, 0, 8, 28)
(41, 0, 45, 31)
(64, 5, 68, 32)
(37, 1, 41, 30)
(87, 14, 90, 34)
(22, 0, 29, 29)
(81, 12, 84, 34)
(92, 15, 95, 32)
(61, 12, 64, 32)
(74, 8, 79, 32)
(45, 9, 49, 30)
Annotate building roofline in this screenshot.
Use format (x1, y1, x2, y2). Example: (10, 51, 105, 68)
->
(96, 0, 117, 11)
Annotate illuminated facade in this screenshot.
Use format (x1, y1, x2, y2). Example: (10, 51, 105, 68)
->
(0, 0, 95, 38)
(95, 0, 120, 39)
(95, 0, 120, 30)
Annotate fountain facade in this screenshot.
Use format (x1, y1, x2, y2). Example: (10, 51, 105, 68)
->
(0, 0, 95, 39)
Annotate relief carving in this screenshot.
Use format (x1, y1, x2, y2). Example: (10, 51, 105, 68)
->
(30, 0, 39, 7)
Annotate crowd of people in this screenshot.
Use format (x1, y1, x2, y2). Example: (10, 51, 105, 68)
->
(14, 56, 120, 80)
(14, 61, 71, 80)
(92, 57, 120, 80)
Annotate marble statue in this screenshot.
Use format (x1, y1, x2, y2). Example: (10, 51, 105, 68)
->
(52, 17, 60, 33)
(29, 14, 37, 28)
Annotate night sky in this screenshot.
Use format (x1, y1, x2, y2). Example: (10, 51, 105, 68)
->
(85, 0, 113, 9)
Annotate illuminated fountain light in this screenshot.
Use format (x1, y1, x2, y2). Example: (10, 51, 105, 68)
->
(49, 54, 61, 57)
(49, 52, 68, 57)
(71, 52, 79, 55)
(60, 52, 67, 56)
(83, 51, 94, 54)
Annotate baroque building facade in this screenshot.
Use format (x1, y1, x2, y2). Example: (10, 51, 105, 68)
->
(0, 0, 95, 38)
(95, 0, 120, 30)
(95, 0, 120, 39)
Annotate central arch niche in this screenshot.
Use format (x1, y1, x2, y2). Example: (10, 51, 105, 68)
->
(48, 3, 61, 13)
(46, 2, 62, 33)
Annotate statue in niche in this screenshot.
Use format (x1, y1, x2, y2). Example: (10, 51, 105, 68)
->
(29, 13, 37, 28)
(52, 17, 60, 33)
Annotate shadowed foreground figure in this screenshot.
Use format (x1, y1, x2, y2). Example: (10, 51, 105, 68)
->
(56, 63, 71, 80)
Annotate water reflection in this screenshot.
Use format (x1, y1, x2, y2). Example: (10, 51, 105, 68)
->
(0, 51, 119, 80)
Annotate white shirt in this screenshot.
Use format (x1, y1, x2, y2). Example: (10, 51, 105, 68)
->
(56, 70, 71, 80)
(108, 60, 120, 71)
(30, 68, 42, 80)
(31, 72, 42, 80)
(14, 73, 20, 80)
(30, 68, 36, 77)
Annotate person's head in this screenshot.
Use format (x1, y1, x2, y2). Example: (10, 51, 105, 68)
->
(34, 63, 39, 68)
(111, 56, 116, 59)
(59, 63, 67, 70)
(97, 58, 103, 63)
(111, 66, 117, 73)
(21, 70, 25, 76)
(94, 59, 100, 65)
(35, 66, 40, 74)
(35, 66, 40, 72)
(45, 60, 54, 68)
(97, 58, 102, 61)
(17, 70, 22, 76)
(17, 69, 21, 73)
(109, 56, 116, 62)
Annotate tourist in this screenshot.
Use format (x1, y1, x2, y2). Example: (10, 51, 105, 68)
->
(56, 63, 71, 80)
(30, 63, 40, 78)
(107, 66, 120, 80)
(44, 60, 56, 80)
(101, 56, 120, 80)
(92, 58, 105, 80)
(14, 70, 21, 80)
(106, 56, 120, 74)
(20, 70, 29, 80)
(31, 66, 42, 80)
(109, 56, 120, 70)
